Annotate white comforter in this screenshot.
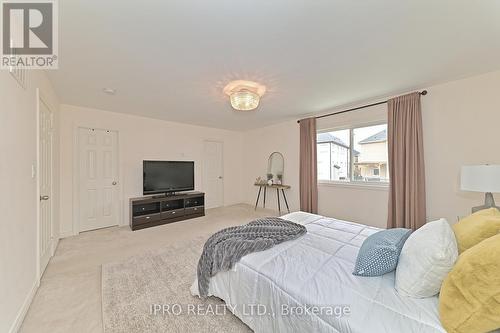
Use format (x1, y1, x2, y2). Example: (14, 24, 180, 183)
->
(191, 212, 446, 333)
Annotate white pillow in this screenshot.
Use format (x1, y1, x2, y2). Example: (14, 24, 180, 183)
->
(395, 218, 458, 298)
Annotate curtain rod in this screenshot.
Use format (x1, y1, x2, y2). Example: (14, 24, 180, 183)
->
(297, 90, 428, 123)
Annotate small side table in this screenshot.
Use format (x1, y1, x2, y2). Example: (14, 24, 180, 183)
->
(254, 183, 291, 215)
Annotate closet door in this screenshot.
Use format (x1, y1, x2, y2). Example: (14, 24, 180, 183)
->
(78, 128, 119, 232)
(203, 141, 224, 208)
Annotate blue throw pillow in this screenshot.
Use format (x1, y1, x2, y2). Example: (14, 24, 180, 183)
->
(353, 228, 412, 277)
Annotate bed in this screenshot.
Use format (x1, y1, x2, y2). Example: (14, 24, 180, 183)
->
(191, 212, 446, 333)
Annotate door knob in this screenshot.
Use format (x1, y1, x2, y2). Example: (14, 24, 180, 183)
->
(218, 176, 223, 179)
(112, 181, 118, 185)
(40, 195, 49, 201)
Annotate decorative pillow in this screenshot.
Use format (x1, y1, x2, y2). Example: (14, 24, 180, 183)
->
(452, 207, 500, 253)
(353, 228, 412, 277)
(395, 219, 458, 298)
(439, 233, 500, 333)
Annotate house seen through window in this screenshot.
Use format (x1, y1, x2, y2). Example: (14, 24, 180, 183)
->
(317, 124, 389, 183)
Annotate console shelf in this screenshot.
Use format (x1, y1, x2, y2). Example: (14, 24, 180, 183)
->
(129, 191, 205, 231)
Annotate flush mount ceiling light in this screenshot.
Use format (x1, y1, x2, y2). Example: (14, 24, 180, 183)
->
(223, 80, 266, 111)
(103, 88, 116, 95)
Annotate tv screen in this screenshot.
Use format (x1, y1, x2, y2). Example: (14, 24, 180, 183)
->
(143, 161, 194, 195)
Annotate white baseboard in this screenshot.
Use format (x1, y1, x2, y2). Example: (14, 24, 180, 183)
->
(8, 279, 39, 333)
(8, 238, 59, 332)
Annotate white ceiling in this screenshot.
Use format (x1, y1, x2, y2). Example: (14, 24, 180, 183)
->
(48, 0, 500, 130)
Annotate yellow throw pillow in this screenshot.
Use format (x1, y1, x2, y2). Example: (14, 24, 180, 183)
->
(439, 233, 500, 333)
(452, 207, 500, 253)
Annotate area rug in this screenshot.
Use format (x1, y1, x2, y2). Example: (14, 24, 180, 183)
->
(101, 236, 251, 333)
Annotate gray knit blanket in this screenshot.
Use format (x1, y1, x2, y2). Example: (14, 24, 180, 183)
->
(196, 217, 307, 297)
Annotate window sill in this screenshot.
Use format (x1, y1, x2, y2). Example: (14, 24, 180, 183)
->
(318, 181, 389, 191)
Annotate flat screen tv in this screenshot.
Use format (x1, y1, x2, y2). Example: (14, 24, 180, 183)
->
(143, 161, 194, 195)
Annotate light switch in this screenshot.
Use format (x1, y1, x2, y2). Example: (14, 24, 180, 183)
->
(32, 164, 36, 179)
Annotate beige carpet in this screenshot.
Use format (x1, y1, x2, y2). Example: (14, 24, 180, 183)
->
(20, 204, 274, 333)
(101, 236, 252, 333)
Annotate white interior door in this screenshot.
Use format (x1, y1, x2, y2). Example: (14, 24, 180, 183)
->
(39, 100, 53, 275)
(78, 128, 119, 232)
(203, 141, 224, 208)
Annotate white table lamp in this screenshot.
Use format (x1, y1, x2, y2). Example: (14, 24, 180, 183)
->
(461, 165, 500, 213)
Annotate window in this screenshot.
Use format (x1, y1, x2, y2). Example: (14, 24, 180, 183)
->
(317, 124, 389, 184)
(317, 129, 350, 181)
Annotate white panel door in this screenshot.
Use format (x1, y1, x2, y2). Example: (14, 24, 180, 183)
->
(79, 128, 119, 232)
(39, 101, 53, 275)
(203, 141, 224, 208)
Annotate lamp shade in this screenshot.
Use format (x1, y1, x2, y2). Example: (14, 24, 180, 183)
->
(461, 165, 500, 193)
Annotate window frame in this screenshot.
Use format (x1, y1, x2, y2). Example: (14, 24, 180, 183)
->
(317, 120, 390, 189)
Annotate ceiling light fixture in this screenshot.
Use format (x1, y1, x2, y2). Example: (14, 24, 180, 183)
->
(223, 80, 266, 111)
(103, 88, 116, 95)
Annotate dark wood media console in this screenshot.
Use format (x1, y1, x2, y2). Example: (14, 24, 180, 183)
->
(129, 192, 205, 230)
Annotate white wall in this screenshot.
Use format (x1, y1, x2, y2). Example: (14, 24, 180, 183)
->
(59, 105, 245, 236)
(0, 71, 60, 333)
(422, 71, 500, 222)
(318, 185, 388, 228)
(242, 120, 300, 214)
(242, 70, 500, 227)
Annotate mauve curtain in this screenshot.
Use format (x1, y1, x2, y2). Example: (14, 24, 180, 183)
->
(387, 92, 426, 230)
(299, 117, 318, 213)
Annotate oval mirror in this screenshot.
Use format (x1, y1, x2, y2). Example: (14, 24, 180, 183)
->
(267, 152, 284, 183)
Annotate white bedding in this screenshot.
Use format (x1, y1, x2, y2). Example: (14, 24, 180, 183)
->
(191, 212, 446, 333)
